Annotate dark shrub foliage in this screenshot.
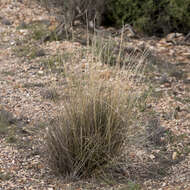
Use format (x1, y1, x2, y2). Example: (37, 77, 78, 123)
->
(105, 0, 190, 36)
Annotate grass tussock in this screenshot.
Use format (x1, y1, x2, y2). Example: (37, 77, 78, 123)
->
(46, 81, 129, 178)
(45, 33, 150, 179)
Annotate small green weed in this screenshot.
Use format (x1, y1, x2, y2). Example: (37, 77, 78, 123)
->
(0, 171, 12, 181)
(41, 88, 60, 101)
(149, 87, 163, 100)
(183, 146, 190, 155)
(40, 56, 62, 71)
(40, 53, 73, 74)
(13, 45, 31, 57)
(17, 20, 51, 41)
(136, 87, 152, 112)
(164, 130, 188, 144)
(32, 28, 48, 41)
(22, 82, 45, 88)
(1, 70, 15, 76)
(13, 45, 45, 59)
(173, 96, 190, 104)
(0, 109, 14, 135)
(0, 121, 9, 135)
(126, 181, 141, 190)
(6, 135, 17, 143)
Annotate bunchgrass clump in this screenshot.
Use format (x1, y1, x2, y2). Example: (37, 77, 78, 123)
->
(46, 81, 128, 178)
(45, 31, 150, 179)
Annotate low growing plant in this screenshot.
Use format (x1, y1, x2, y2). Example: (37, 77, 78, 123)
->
(45, 30, 150, 179)
(106, 0, 190, 36)
(45, 81, 129, 177)
(0, 108, 14, 135)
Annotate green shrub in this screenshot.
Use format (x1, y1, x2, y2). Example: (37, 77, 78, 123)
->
(106, 0, 190, 36)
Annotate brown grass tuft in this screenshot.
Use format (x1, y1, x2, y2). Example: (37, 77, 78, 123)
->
(45, 32, 150, 179)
